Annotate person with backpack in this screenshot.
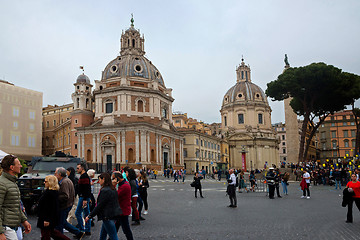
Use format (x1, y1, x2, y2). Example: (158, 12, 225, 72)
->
(227, 169, 237, 208)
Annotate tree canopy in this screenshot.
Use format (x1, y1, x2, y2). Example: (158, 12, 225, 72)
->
(266, 62, 360, 162)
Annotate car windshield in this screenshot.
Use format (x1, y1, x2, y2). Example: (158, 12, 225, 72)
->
(32, 161, 78, 172)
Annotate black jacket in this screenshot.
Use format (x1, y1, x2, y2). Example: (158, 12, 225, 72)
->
(37, 189, 60, 229)
(88, 186, 122, 221)
(78, 172, 91, 199)
(193, 176, 203, 188)
(342, 188, 355, 207)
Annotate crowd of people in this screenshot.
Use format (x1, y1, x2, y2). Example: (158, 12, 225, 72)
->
(0, 155, 152, 240)
(2, 153, 360, 239)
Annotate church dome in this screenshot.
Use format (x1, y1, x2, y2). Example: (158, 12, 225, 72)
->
(223, 81, 268, 105)
(76, 74, 90, 84)
(222, 58, 268, 107)
(102, 55, 165, 86)
(101, 17, 165, 87)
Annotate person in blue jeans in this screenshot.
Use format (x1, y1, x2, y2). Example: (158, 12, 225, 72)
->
(75, 163, 92, 235)
(85, 173, 122, 240)
(334, 168, 342, 190)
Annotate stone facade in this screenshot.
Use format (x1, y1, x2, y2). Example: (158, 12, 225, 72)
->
(220, 59, 279, 170)
(69, 19, 184, 172)
(0, 80, 42, 160)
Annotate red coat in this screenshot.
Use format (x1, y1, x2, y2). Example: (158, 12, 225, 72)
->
(300, 178, 307, 190)
(117, 180, 132, 216)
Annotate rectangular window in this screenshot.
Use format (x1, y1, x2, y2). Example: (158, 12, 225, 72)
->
(238, 114, 244, 124)
(258, 113, 263, 124)
(184, 149, 188, 157)
(196, 149, 200, 158)
(322, 143, 326, 150)
(345, 141, 349, 148)
(196, 139, 199, 145)
(352, 140, 356, 148)
(12, 107, 19, 117)
(29, 110, 35, 120)
(331, 123, 335, 127)
(28, 136, 36, 147)
(46, 121, 49, 128)
(201, 140, 203, 146)
(345, 150, 350, 156)
(29, 123, 34, 131)
(224, 116, 227, 126)
(331, 131, 336, 138)
(53, 120, 56, 126)
(321, 132, 326, 139)
(106, 102, 113, 113)
(332, 141, 337, 149)
(282, 135, 285, 140)
(343, 122, 348, 126)
(282, 148, 286, 154)
(11, 134, 20, 146)
(13, 121, 18, 129)
(333, 151, 337, 157)
(282, 142, 285, 146)
(351, 122, 355, 126)
(75, 144, 78, 149)
(343, 130, 349, 138)
(351, 130, 356, 137)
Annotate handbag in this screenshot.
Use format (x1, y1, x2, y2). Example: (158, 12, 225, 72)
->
(190, 181, 196, 187)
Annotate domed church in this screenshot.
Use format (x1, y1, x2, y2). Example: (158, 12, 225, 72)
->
(70, 18, 184, 172)
(220, 58, 279, 170)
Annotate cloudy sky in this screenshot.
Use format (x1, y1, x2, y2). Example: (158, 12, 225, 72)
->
(1, 0, 359, 124)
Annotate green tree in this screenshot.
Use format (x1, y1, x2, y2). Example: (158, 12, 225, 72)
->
(266, 62, 360, 163)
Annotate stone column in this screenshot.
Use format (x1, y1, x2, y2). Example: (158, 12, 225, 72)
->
(77, 133, 81, 158)
(92, 134, 96, 163)
(127, 95, 131, 113)
(97, 134, 101, 163)
(156, 134, 159, 164)
(81, 133, 85, 160)
(147, 132, 150, 163)
(149, 97, 154, 116)
(116, 132, 121, 163)
(180, 139, 183, 165)
(135, 131, 139, 163)
(117, 95, 121, 113)
(121, 130, 126, 164)
(140, 130, 146, 163)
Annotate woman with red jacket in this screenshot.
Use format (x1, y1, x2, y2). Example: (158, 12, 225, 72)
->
(346, 173, 360, 223)
(112, 172, 134, 240)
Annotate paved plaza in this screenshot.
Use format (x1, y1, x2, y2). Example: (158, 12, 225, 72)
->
(25, 177, 360, 240)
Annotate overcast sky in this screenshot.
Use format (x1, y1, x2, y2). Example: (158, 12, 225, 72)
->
(1, 0, 359, 124)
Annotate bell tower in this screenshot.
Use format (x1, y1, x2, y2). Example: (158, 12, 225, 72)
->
(70, 72, 94, 157)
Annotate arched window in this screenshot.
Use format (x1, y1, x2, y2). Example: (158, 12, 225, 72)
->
(332, 140, 337, 149)
(176, 153, 180, 164)
(241, 71, 244, 79)
(132, 39, 135, 47)
(76, 98, 79, 108)
(87, 149, 92, 162)
(344, 140, 349, 148)
(151, 149, 155, 163)
(258, 113, 263, 124)
(128, 148, 134, 163)
(224, 116, 227, 126)
(86, 98, 89, 109)
(138, 100, 143, 112)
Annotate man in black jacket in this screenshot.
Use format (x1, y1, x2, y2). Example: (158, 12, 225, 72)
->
(266, 167, 276, 199)
(75, 163, 92, 235)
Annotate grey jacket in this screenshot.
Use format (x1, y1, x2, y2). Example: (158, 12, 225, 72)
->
(58, 177, 75, 210)
(0, 172, 27, 233)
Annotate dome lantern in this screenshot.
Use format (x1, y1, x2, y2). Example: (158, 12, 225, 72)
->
(120, 16, 145, 56)
(236, 57, 251, 83)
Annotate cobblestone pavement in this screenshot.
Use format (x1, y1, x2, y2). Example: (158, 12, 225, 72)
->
(24, 178, 360, 240)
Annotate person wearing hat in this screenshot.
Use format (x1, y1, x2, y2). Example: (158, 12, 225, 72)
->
(266, 167, 276, 199)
